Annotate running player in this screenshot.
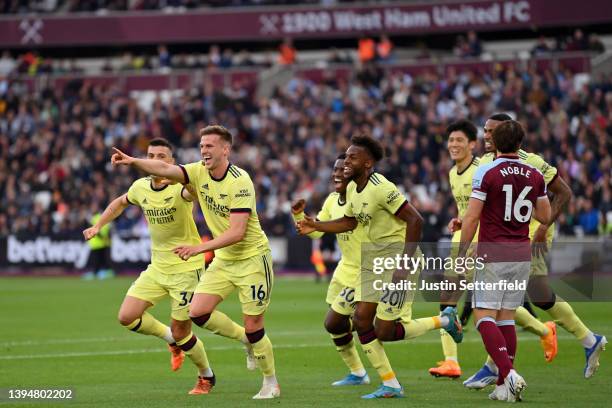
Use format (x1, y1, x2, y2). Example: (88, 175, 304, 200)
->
(465, 113, 606, 386)
(431, 120, 557, 380)
(291, 153, 370, 387)
(85, 138, 221, 395)
(297, 135, 462, 399)
(459, 120, 552, 402)
(111, 125, 279, 399)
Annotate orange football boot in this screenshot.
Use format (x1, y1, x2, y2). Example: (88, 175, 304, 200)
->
(168, 344, 185, 371)
(188, 375, 215, 395)
(540, 321, 558, 362)
(429, 360, 462, 378)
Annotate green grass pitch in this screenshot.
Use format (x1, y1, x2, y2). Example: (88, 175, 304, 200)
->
(0, 277, 609, 407)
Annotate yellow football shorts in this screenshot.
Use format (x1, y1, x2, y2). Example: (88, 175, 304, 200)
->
(196, 250, 273, 316)
(127, 264, 202, 321)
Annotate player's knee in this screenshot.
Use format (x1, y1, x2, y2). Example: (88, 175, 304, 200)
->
(245, 327, 266, 344)
(532, 292, 556, 310)
(324, 315, 348, 335)
(244, 315, 264, 333)
(171, 321, 191, 341)
(117, 311, 140, 327)
(190, 312, 211, 327)
(352, 311, 372, 334)
(373, 320, 395, 341)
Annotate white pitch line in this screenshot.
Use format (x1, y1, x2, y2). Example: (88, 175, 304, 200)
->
(0, 333, 573, 361)
(0, 330, 319, 347)
(1, 325, 588, 348)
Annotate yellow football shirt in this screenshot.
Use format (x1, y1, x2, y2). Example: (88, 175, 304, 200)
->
(449, 156, 480, 243)
(126, 177, 204, 273)
(294, 192, 365, 288)
(181, 162, 269, 261)
(479, 149, 558, 242)
(344, 173, 408, 243)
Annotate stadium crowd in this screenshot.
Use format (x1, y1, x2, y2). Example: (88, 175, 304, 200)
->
(0, 61, 610, 239)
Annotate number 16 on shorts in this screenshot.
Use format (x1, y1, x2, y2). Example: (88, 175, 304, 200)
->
(250, 284, 266, 301)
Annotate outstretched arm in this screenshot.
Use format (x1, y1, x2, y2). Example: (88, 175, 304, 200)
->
(83, 194, 130, 240)
(111, 147, 187, 184)
(297, 215, 357, 235)
(291, 199, 324, 239)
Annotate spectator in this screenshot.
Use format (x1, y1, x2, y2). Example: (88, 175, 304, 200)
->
(588, 34, 606, 54)
(376, 34, 394, 63)
(453, 35, 470, 58)
(578, 199, 600, 235)
(567, 29, 589, 51)
(358, 35, 376, 63)
(531, 36, 551, 57)
(0, 57, 609, 240)
(466, 30, 483, 57)
(0, 51, 16, 76)
(278, 38, 297, 66)
(157, 44, 171, 71)
(220, 48, 234, 69)
(208, 45, 221, 67)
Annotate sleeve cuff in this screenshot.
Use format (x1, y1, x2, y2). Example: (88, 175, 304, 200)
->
(471, 191, 486, 201)
(547, 172, 558, 186)
(180, 186, 192, 202)
(230, 208, 252, 213)
(292, 212, 305, 222)
(393, 200, 408, 216)
(178, 164, 189, 185)
(125, 196, 135, 205)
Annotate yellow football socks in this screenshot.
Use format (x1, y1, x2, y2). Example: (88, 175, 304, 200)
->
(547, 299, 590, 340)
(401, 317, 439, 339)
(204, 310, 247, 342)
(440, 329, 458, 361)
(176, 332, 211, 375)
(247, 330, 276, 377)
(124, 312, 171, 341)
(331, 333, 366, 375)
(515, 306, 549, 337)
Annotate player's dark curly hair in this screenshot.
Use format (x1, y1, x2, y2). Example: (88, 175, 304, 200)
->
(492, 120, 524, 153)
(446, 119, 478, 142)
(351, 135, 384, 162)
(489, 113, 513, 122)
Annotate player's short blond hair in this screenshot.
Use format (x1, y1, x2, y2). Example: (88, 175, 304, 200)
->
(200, 125, 233, 145)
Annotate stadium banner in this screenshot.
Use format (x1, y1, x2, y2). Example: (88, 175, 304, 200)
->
(0, 234, 148, 272)
(1, 0, 611, 47)
(0, 234, 292, 273)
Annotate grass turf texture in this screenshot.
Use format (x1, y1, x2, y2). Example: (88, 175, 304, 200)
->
(0, 277, 609, 407)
